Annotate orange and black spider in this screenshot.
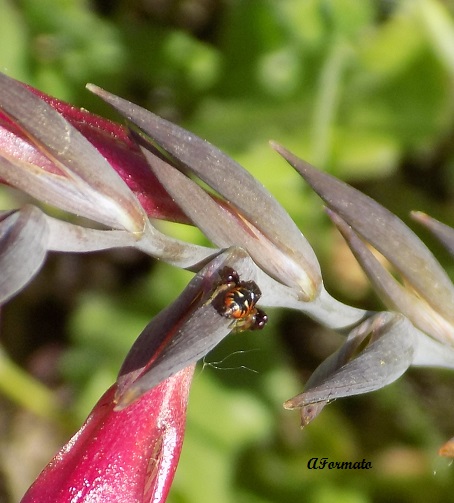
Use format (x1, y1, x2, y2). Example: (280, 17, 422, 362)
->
(212, 266, 268, 331)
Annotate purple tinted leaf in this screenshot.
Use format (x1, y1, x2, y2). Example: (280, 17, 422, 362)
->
(139, 148, 237, 247)
(87, 85, 321, 299)
(115, 247, 259, 408)
(0, 206, 48, 304)
(327, 209, 454, 345)
(272, 143, 454, 324)
(284, 312, 415, 425)
(411, 211, 454, 256)
(140, 147, 318, 300)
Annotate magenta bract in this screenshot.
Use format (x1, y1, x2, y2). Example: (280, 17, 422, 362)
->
(21, 367, 194, 503)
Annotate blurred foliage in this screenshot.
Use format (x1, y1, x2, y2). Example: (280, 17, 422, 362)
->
(1, 0, 454, 502)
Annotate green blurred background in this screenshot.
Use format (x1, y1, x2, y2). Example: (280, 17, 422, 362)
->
(1, 0, 454, 502)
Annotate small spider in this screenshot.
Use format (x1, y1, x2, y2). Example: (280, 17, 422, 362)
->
(212, 266, 268, 332)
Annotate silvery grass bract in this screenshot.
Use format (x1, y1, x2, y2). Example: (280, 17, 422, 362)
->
(0, 72, 453, 502)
